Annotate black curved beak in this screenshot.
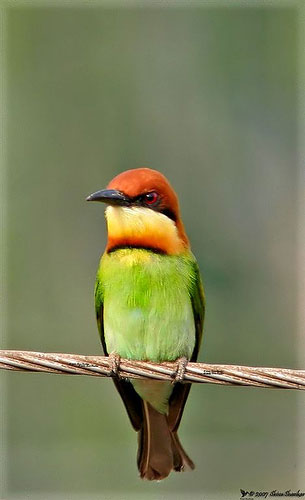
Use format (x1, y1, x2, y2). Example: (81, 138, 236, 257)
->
(86, 189, 130, 206)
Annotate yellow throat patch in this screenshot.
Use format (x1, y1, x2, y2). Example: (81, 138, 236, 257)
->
(105, 206, 185, 255)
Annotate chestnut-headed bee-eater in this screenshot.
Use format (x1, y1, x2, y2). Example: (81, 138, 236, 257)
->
(87, 168, 205, 480)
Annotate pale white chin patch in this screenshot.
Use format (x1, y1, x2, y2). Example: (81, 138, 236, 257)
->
(105, 205, 172, 228)
(105, 205, 183, 253)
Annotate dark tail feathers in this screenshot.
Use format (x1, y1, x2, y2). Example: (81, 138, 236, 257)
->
(137, 401, 194, 481)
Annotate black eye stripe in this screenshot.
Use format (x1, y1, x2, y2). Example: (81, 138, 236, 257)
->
(133, 192, 159, 205)
(127, 193, 177, 222)
(160, 208, 177, 222)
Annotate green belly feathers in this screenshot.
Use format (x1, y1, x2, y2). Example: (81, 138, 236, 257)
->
(97, 248, 196, 363)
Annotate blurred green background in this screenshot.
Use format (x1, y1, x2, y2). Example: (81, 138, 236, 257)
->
(3, 4, 300, 499)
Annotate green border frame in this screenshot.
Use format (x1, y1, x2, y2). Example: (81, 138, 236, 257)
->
(0, 1, 304, 498)
(0, 5, 7, 500)
(296, 0, 305, 492)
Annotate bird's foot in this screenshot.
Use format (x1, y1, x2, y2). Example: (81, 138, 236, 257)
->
(108, 353, 121, 378)
(172, 356, 188, 384)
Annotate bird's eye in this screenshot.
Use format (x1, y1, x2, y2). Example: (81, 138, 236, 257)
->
(144, 192, 159, 205)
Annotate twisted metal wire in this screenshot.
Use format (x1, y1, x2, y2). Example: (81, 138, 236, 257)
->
(0, 350, 304, 390)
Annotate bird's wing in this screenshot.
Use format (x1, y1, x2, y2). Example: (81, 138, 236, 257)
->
(168, 258, 205, 432)
(95, 276, 143, 431)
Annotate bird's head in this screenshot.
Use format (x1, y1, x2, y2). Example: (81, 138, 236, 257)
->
(87, 167, 189, 255)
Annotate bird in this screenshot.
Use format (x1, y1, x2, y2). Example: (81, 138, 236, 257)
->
(87, 167, 205, 481)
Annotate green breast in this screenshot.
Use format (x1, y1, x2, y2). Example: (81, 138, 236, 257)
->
(97, 248, 196, 363)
